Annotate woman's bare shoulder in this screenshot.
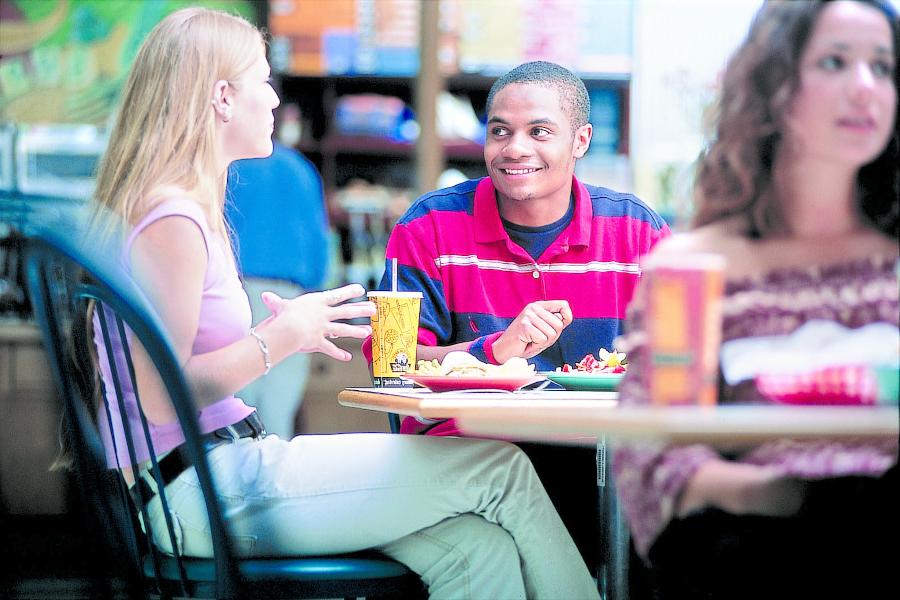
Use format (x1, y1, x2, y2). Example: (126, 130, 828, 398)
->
(131, 189, 209, 269)
(641, 218, 760, 279)
(649, 219, 749, 257)
(869, 230, 900, 258)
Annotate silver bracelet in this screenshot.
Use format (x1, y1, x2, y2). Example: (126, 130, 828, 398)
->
(248, 327, 272, 376)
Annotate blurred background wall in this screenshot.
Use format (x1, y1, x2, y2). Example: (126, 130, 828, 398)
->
(0, 0, 780, 299)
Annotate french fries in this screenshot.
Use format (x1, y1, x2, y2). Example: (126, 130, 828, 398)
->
(411, 352, 535, 377)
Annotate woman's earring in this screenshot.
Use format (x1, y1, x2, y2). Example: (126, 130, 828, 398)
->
(211, 99, 232, 123)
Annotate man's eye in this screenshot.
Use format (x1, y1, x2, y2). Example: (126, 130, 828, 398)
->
(531, 127, 550, 137)
(491, 126, 509, 136)
(819, 55, 844, 71)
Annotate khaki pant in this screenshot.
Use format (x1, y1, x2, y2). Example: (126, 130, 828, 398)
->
(146, 433, 599, 600)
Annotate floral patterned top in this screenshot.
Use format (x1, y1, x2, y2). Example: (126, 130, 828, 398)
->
(613, 256, 899, 559)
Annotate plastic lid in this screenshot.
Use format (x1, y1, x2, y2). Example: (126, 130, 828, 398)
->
(366, 291, 424, 298)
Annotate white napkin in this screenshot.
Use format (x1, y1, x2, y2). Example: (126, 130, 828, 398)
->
(719, 320, 900, 385)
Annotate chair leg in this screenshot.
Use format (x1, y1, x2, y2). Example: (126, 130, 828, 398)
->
(388, 412, 402, 434)
(597, 436, 630, 600)
(607, 477, 630, 600)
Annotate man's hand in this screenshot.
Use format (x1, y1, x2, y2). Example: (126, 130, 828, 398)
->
(492, 300, 573, 363)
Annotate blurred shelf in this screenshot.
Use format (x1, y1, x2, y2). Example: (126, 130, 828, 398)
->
(301, 134, 483, 161)
(280, 70, 629, 192)
(281, 72, 630, 89)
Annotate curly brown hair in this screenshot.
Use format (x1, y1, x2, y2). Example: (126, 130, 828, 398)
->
(692, 0, 899, 240)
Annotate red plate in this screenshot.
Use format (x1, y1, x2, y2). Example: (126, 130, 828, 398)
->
(402, 374, 545, 393)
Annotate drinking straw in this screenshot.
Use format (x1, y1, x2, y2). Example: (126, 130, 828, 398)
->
(391, 257, 398, 293)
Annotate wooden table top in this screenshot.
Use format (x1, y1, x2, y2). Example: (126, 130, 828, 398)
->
(338, 387, 899, 448)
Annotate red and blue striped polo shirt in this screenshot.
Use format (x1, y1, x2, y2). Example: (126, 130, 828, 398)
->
(369, 175, 670, 372)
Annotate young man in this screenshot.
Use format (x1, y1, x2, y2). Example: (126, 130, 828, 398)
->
(366, 61, 669, 436)
(365, 62, 669, 570)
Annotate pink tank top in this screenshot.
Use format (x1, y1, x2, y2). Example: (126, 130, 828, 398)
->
(95, 197, 254, 467)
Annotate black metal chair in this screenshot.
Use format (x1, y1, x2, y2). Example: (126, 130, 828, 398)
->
(23, 212, 424, 599)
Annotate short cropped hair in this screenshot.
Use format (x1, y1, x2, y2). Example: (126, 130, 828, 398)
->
(486, 61, 591, 130)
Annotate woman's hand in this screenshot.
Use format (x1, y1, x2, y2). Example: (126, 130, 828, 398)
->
(677, 460, 808, 518)
(492, 300, 573, 363)
(258, 283, 375, 362)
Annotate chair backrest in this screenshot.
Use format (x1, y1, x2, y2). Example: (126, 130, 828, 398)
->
(23, 214, 246, 599)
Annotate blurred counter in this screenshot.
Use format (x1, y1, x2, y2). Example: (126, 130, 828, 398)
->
(0, 318, 68, 515)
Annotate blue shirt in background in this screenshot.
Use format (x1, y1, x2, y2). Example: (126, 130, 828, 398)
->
(225, 142, 330, 290)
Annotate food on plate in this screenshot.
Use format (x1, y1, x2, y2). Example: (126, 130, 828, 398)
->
(411, 351, 536, 377)
(557, 348, 627, 374)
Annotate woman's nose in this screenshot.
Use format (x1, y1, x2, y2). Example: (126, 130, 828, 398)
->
(848, 61, 877, 104)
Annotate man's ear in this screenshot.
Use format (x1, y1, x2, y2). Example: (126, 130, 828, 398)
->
(572, 123, 593, 159)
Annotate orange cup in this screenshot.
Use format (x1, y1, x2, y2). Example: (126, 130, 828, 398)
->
(642, 253, 725, 406)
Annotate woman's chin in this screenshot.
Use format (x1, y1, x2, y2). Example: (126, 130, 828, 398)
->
(242, 140, 275, 161)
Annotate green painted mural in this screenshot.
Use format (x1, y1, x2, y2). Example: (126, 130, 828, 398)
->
(0, 0, 257, 124)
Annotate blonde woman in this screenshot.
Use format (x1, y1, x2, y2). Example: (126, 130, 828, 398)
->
(87, 8, 598, 599)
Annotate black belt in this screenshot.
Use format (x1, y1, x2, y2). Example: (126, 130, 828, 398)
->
(129, 412, 266, 508)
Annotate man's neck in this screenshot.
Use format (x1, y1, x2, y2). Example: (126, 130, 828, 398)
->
(496, 187, 574, 227)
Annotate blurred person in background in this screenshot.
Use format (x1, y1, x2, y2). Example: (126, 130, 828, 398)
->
(226, 141, 329, 438)
(366, 60, 670, 573)
(614, 1, 898, 598)
(83, 8, 601, 598)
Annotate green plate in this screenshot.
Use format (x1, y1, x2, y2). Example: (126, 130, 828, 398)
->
(541, 371, 624, 391)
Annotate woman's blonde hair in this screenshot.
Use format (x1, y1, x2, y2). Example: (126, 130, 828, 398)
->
(56, 8, 263, 471)
(92, 7, 264, 239)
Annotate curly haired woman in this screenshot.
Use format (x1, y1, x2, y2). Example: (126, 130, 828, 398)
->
(614, 1, 899, 598)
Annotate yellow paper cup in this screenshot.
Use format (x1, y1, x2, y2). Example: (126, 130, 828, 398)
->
(368, 291, 423, 387)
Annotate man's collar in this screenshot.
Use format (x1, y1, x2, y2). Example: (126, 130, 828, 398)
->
(473, 176, 591, 247)
(473, 178, 506, 243)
